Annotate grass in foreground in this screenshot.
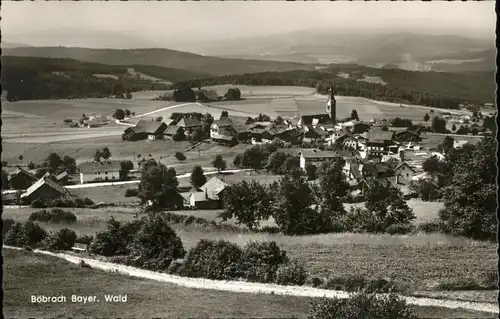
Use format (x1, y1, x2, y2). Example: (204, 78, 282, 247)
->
(4, 249, 495, 319)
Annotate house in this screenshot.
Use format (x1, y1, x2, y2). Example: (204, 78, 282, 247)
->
(303, 127, 328, 142)
(453, 140, 469, 149)
(77, 161, 122, 184)
(299, 149, 342, 170)
(394, 128, 422, 143)
(261, 126, 288, 143)
(20, 177, 72, 204)
(124, 120, 167, 140)
(9, 166, 38, 190)
(211, 119, 233, 139)
(211, 133, 237, 146)
(391, 162, 416, 185)
(177, 118, 202, 134)
(366, 130, 398, 158)
(189, 177, 228, 209)
(164, 125, 184, 140)
(361, 162, 396, 180)
(86, 115, 109, 128)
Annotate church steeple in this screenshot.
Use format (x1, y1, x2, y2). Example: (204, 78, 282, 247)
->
(326, 84, 336, 124)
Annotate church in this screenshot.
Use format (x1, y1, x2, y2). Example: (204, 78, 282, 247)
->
(297, 85, 337, 127)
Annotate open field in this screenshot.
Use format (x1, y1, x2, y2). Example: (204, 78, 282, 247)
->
(5, 249, 494, 319)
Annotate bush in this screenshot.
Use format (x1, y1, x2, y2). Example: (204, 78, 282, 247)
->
(22, 220, 48, 247)
(179, 239, 243, 280)
(309, 292, 418, 319)
(385, 223, 416, 235)
(125, 188, 139, 197)
(306, 276, 324, 288)
(321, 276, 395, 293)
(2, 218, 15, 238)
(275, 259, 307, 286)
(31, 198, 46, 208)
(29, 209, 77, 224)
(42, 228, 77, 251)
(240, 241, 289, 283)
(4, 222, 25, 246)
(90, 218, 141, 256)
(417, 220, 448, 234)
(129, 212, 186, 271)
(76, 234, 94, 245)
(166, 259, 185, 275)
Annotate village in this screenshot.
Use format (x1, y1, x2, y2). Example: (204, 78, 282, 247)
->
(1, 87, 489, 211)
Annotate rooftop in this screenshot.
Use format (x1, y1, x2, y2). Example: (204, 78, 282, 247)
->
(130, 120, 167, 135)
(300, 149, 342, 159)
(78, 161, 122, 174)
(21, 177, 70, 199)
(177, 117, 202, 128)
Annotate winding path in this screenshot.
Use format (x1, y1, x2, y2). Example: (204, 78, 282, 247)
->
(4, 246, 498, 314)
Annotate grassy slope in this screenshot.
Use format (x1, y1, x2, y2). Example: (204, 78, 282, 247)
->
(3, 47, 315, 77)
(2, 56, 209, 82)
(4, 249, 495, 318)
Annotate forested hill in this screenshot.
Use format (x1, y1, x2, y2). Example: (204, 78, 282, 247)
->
(2, 56, 208, 101)
(173, 65, 495, 109)
(3, 46, 316, 77)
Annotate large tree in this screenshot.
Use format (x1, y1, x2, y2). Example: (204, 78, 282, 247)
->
(220, 181, 272, 229)
(137, 161, 181, 211)
(190, 165, 207, 189)
(270, 172, 324, 235)
(438, 136, 497, 240)
(101, 147, 112, 160)
(431, 116, 447, 133)
(350, 109, 359, 121)
(46, 153, 63, 172)
(315, 160, 349, 226)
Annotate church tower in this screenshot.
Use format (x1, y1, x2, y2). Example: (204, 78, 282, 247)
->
(326, 84, 336, 124)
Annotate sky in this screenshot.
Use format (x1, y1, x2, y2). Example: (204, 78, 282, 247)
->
(2, 1, 495, 48)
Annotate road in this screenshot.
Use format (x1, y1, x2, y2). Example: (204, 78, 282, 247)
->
(64, 169, 254, 189)
(4, 246, 497, 315)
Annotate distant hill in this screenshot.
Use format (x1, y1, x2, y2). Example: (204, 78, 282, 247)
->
(181, 32, 494, 73)
(1, 42, 33, 49)
(1, 56, 209, 101)
(3, 46, 316, 77)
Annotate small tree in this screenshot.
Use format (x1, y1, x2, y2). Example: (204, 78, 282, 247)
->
(94, 150, 102, 163)
(18, 155, 24, 161)
(101, 147, 112, 160)
(126, 92, 132, 99)
(212, 155, 227, 172)
(47, 153, 63, 171)
(190, 165, 207, 189)
(423, 113, 430, 122)
(233, 154, 242, 167)
(220, 110, 229, 119)
(175, 152, 187, 162)
(451, 123, 457, 131)
(138, 162, 181, 211)
(62, 155, 77, 173)
(27, 162, 35, 170)
(4, 222, 24, 246)
(156, 116, 163, 122)
(224, 88, 241, 101)
(22, 220, 48, 247)
(191, 127, 204, 143)
(350, 109, 359, 121)
(305, 163, 317, 181)
(113, 109, 126, 120)
(432, 116, 447, 133)
(173, 127, 186, 141)
(125, 109, 132, 117)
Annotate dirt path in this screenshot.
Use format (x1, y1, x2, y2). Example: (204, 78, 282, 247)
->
(5, 246, 497, 314)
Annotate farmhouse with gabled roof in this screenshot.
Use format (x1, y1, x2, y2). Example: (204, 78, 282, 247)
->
(78, 160, 122, 184)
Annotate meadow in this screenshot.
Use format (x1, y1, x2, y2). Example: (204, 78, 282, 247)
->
(5, 249, 494, 318)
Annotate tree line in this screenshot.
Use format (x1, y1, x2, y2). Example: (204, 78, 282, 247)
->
(173, 67, 493, 109)
(2, 56, 169, 101)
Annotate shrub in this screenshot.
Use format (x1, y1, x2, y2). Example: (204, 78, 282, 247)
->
(275, 259, 307, 286)
(27, 162, 36, 170)
(385, 223, 416, 235)
(90, 218, 141, 256)
(130, 212, 186, 271)
(76, 234, 94, 245)
(2, 218, 15, 238)
(240, 241, 289, 283)
(309, 292, 418, 319)
(166, 259, 185, 275)
(4, 222, 25, 246)
(125, 188, 139, 197)
(29, 209, 77, 224)
(179, 239, 243, 280)
(321, 276, 395, 293)
(417, 220, 448, 234)
(22, 220, 48, 247)
(42, 228, 77, 251)
(306, 276, 324, 288)
(31, 198, 46, 208)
